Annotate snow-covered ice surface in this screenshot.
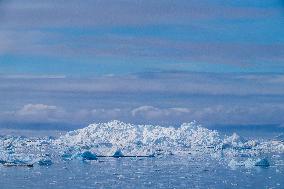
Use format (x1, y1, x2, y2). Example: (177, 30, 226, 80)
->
(0, 120, 284, 188)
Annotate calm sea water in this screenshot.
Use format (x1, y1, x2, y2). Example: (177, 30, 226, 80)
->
(0, 155, 283, 189)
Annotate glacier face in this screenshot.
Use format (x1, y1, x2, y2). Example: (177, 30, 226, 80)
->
(0, 120, 283, 168)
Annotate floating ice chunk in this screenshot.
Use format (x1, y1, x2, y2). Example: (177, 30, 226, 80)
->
(0, 159, 6, 164)
(223, 133, 246, 148)
(81, 151, 98, 160)
(243, 140, 258, 148)
(221, 143, 231, 150)
(113, 149, 124, 158)
(228, 158, 256, 169)
(255, 158, 270, 167)
(275, 133, 284, 142)
(243, 158, 256, 168)
(228, 159, 240, 169)
(38, 158, 53, 166)
(61, 153, 73, 161)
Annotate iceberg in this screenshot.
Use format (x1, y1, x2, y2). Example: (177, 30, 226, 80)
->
(255, 158, 270, 167)
(0, 121, 283, 169)
(80, 151, 98, 160)
(113, 149, 124, 158)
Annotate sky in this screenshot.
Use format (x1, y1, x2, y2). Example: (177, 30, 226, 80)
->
(0, 0, 284, 130)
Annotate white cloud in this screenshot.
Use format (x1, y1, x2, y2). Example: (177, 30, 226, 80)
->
(17, 104, 57, 115)
(131, 106, 191, 119)
(91, 108, 122, 118)
(15, 104, 66, 122)
(169, 107, 191, 114)
(131, 106, 162, 118)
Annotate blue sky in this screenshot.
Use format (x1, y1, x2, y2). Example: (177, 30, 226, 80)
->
(0, 0, 284, 130)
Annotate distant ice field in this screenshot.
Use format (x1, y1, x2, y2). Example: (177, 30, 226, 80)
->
(0, 121, 283, 189)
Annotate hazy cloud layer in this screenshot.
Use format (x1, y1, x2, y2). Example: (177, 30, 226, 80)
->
(1, 30, 283, 66)
(1, 0, 279, 28)
(0, 0, 284, 74)
(1, 72, 284, 95)
(0, 1, 284, 130)
(0, 72, 284, 129)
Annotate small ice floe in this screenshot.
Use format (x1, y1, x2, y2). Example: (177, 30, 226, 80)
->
(113, 149, 124, 158)
(222, 133, 257, 151)
(3, 162, 33, 167)
(80, 151, 98, 160)
(0, 159, 6, 164)
(254, 158, 270, 167)
(228, 159, 254, 169)
(275, 133, 284, 142)
(1, 159, 34, 167)
(61, 153, 73, 161)
(38, 158, 53, 166)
